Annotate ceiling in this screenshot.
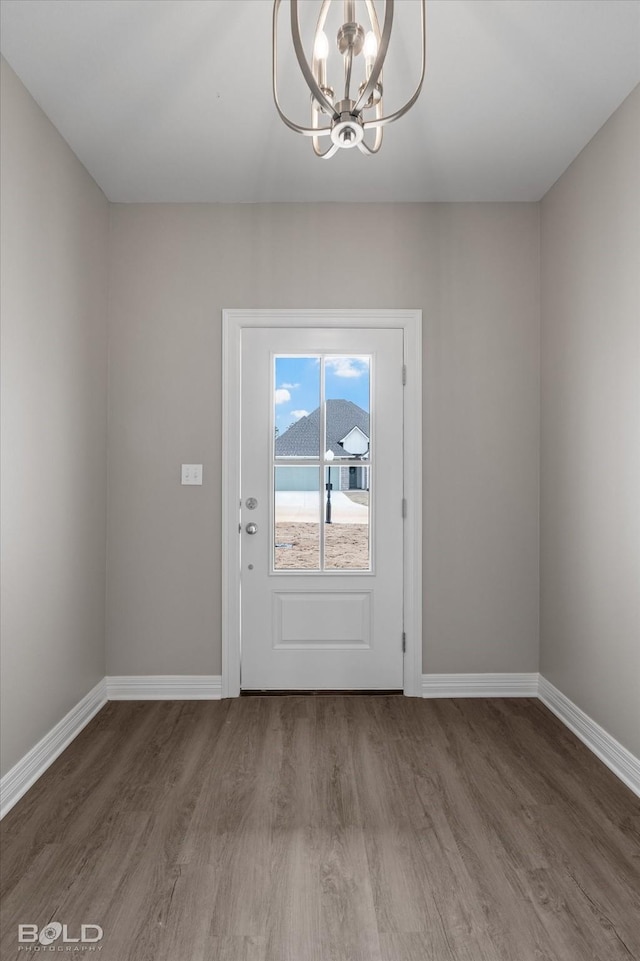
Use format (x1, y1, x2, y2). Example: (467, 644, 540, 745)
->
(1, 0, 638, 203)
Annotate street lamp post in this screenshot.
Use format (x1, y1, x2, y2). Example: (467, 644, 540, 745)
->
(325, 449, 334, 524)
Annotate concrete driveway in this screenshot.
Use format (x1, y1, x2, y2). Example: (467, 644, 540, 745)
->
(275, 491, 368, 524)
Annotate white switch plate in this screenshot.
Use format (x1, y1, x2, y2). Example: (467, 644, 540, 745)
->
(181, 464, 203, 485)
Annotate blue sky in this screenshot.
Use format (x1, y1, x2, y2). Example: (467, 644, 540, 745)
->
(274, 356, 370, 434)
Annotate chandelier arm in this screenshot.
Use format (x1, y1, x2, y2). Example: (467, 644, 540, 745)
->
(277, 115, 333, 138)
(364, 0, 382, 42)
(290, 0, 338, 118)
(312, 84, 340, 157)
(352, 0, 394, 114)
(313, 138, 341, 159)
(360, 0, 426, 129)
(357, 100, 384, 154)
(315, 0, 332, 34)
(311, 0, 334, 105)
(344, 46, 354, 101)
(273, 0, 334, 137)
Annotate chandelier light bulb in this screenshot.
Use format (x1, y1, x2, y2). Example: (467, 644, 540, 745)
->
(363, 30, 378, 62)
(363, 29, 378, 78)
(314, 29, 329, 61)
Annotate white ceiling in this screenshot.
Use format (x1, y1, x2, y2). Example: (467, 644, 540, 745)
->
(1, 0, 638, 203)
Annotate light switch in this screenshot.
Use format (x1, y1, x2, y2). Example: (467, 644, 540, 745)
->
(181, 464, 203, 485)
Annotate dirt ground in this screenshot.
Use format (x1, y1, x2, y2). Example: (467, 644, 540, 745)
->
(275, 522, 369, 570)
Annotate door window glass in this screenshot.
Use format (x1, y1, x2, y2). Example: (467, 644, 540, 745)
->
(274, 357, 321, 459)
(325, 356, 371, 460)
(323, 466, 370, 571)
(272, 355, 372, 573)
(274, 467, 321, 571)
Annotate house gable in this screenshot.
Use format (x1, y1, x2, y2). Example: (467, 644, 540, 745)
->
(339, 425, 369, 457)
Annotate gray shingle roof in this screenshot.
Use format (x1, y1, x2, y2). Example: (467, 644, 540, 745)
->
(275, 399, 370, 458)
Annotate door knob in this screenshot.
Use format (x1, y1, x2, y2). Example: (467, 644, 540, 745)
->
(245, 523, 258, 535)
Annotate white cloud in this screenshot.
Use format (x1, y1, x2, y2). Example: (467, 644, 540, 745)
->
(325, 357, 369, 378)
(274, 388, 291, 405)
(290, 409, 309, 421)
(280, 382, 300, 390)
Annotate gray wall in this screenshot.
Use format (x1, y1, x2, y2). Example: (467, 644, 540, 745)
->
(540, 86, 640, 756)
(106, 202, 540, 677)
(0, 59, 109, 777)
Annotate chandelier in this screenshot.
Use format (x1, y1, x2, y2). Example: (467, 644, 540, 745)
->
(272, 0, 426, 158)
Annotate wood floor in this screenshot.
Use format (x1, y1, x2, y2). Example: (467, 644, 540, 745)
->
(1, 696, 639, 961)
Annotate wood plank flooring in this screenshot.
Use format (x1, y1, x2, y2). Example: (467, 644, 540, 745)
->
(1, 696, 639, 960)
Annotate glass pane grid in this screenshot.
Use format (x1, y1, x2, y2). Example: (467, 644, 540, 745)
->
(273, 353, 372, 573)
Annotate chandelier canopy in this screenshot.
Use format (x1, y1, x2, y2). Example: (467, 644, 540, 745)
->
(273, 0, 427, 158)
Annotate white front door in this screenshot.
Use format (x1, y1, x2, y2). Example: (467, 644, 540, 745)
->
(240, 326, 405, 690)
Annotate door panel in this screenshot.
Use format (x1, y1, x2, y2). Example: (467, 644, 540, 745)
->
(272, 592, 371, 649)
(240, 327, 404, 690)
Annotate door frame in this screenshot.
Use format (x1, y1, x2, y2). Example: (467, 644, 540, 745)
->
(221, 309, 422, 697)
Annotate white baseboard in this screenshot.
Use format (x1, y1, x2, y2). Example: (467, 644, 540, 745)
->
(106, 675, 222, 700)
(421, 672, 538, 698)
(0, 679, 107, 820)
(538, 675, 640, 798)
(3, 672, 637, 822)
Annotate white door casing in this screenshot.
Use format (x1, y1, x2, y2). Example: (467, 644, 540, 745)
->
(222, 310, 422, 697)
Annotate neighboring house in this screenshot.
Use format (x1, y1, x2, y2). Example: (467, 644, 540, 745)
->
(275, 399, 370, 492)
